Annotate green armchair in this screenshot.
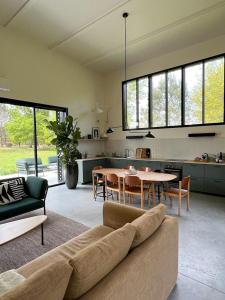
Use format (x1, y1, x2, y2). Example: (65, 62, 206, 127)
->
(16, 158, 46, 176)
(0, 176, 48, 221)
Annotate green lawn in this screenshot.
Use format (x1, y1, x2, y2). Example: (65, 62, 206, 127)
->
(0, 147, 56, 176)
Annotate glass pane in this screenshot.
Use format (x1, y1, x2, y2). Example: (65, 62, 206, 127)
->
(0, 104, 34, 180)
(138, 77, 149, 128)
(152, 73, 166, 127)
(126, 80, 137, 129)
(185, 63, 203, 125)
(205, 57, 224, 123)
(36, 109, 59, 186)
(168, 69, 182, 126)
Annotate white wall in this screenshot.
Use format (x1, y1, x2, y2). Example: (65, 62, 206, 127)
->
(104, 35, 225, 159)
(0, 27, 105, 156)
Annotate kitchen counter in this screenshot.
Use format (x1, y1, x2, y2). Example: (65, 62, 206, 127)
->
(77, 156, 225, 166)
(77, 156, 225, 195)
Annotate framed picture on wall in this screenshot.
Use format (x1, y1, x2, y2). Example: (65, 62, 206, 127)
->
(92, 127, 100, 139)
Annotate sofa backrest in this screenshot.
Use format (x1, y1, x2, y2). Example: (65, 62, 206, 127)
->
(78, 216, 178, 300)
(0, 177, 25, 185)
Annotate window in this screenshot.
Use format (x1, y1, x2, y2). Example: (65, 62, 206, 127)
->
(168, 69, 182, 126)
(185, 63, 203, 125)
(138, 77, 149, 128)
(122, 54, 225, 130)
(205, 57, 224, 123)
(152, 74, 166, 127)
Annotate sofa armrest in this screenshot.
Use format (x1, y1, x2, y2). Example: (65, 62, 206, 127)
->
(103, 201, 145, 229)
(25, 176, 48, 200)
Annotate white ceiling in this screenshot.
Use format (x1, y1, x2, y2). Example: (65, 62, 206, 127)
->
(0, 0, 225, 73)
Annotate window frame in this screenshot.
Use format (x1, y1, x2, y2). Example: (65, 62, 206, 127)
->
(122, 53, 225, 131)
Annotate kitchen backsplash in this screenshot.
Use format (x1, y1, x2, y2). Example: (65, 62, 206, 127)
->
(104, 137, 225, 160)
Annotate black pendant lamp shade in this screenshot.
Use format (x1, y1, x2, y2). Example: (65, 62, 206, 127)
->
(106, 127, 114, 134)
(145, 131, 155, 138)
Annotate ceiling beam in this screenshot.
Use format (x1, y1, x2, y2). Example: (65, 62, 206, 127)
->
(49, 0, 131, 50)
(3, 0, 31, 27)
(82, 0, 225, 67)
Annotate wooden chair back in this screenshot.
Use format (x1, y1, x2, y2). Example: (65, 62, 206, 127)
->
(181, 176, 190, 190)
(93, 165, 103, 171)
(125, 175, 141, 187)
(106, 173, 118, 185)
(139, 167, 152, 172)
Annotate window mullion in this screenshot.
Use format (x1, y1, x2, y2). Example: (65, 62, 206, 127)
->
(136, 80, 139, 128)
(202, 62, 205, 124)
(149, 76, 152, 128)
(181, 67, 185, 126)
(165, 72, 168, 126)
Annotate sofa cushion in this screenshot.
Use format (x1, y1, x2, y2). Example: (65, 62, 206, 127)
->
(64, 223, 136, 300)
(131, 204, 166, 249)
(0, 270, 25, 295)
(18, 224, 114, 278)
(25, 176, 48, 200)
(1, 260, 72, 300)
(103, 201, 145, 229)
(7, 178, 28, 201)
(0, 197, 44, 221)
(0, 183, 15, 205)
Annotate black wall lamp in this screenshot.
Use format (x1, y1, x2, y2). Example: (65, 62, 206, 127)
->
(106, 126, 122, 134)
(145, 131, 155, 138)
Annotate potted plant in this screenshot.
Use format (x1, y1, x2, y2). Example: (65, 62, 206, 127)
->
(46, 115, 81, 189)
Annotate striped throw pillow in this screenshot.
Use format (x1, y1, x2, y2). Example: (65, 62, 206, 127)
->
(0, 183, 16, 205)
(6, 178, 28, 201)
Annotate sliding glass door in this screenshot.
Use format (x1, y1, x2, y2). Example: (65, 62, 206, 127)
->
(0, 104, 35, 180)
(0, 98, 67, 187)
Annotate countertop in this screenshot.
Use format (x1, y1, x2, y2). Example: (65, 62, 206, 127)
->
(77, 157, 225, 166)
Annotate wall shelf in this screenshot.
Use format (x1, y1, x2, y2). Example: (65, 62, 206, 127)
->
(79, 138, 107, 141)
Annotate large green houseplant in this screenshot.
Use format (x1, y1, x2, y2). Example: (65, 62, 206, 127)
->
(46, 115, 81, 189)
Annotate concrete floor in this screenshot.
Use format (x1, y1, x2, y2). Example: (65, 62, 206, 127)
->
(47, 184, 225, 300)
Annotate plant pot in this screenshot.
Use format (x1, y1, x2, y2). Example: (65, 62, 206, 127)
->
(65, 163, 78, 189)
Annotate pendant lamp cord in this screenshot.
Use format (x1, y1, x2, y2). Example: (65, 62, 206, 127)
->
(123, 12, 128, 81)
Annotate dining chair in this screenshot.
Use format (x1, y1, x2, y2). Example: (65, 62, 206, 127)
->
(138, 166, 156, 206)
(162, 176, 190, 216)
(123, 175, 150, 207)
(92, 165, 104, 200)
(105, 173, 121, 201)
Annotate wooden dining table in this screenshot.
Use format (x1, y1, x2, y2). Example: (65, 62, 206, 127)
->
(92, 168, 176, 209)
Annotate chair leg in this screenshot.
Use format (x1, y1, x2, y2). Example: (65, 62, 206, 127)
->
(178, 195, 181, 216)
(186, 193, 190, 211)
(148, 190, 151, 208)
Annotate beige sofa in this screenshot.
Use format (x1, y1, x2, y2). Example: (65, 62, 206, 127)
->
(1, 202, 178, 300)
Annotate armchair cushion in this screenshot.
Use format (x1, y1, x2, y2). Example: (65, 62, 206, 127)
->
(25, 177, 48, 200)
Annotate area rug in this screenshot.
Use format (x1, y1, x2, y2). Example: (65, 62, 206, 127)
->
(0, 211, 89, 272)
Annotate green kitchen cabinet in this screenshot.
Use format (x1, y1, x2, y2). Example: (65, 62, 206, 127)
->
(78, 158, 106, 184)
(204, 165, 225, 180)
(183, 164, 205, 192)
(204, 178, 225, 195)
